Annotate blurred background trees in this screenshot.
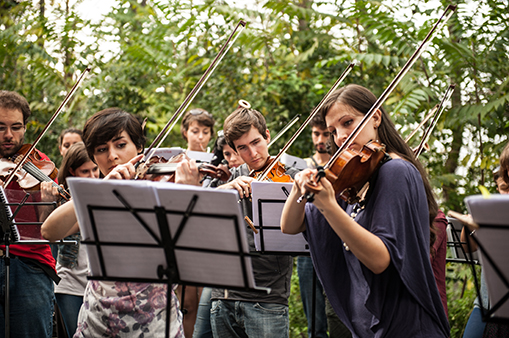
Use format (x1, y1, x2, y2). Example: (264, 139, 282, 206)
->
(1, 0, 508, 335)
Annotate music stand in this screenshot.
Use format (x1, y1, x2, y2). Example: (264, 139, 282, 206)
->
(251, 181, 309, 255)
(0, 186, 75, 338)
(465, 194, 509, 324)
(68, 178, 264, 338)
(446, 216, 479, 264)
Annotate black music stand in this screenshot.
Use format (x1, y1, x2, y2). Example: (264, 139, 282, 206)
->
(251, 181, 323, 338)
(0, 187, 75, 338)
(68, 178, 263, 338)
(465, 194, 509, 324)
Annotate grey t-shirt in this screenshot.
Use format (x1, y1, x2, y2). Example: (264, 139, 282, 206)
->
(211, 162, 299, 305)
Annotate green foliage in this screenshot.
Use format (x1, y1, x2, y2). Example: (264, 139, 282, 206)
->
(289, 259, 308, 338)
(2, 0, 509, 334)
(447, 262, 481, 337)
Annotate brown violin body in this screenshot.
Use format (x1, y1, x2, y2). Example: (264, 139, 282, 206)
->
(0, 144, 58, 189)
(250, 158, 293, 183)
(304, 140, 387, 204)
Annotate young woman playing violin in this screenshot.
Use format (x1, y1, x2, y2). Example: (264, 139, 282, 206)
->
(281, 84, 450, 337)
(41, 108, 184, 338)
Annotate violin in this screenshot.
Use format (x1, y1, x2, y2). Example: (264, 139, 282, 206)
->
(299, 5, 456, 204)
(250, 157, 293, 183)
(302, 141, 388, 204)
(138, 152, 231, 183)
(0, 144, 71, 201)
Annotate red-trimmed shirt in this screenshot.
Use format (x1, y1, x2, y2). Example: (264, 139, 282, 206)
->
(1, 149, 56, 271)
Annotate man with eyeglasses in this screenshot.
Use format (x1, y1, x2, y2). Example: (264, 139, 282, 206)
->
(0, 90, 58, 337)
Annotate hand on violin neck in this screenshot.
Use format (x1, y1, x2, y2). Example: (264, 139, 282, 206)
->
(40, 181, 60, 202)
(175, 158, 201, 186)
(104, 154, 143, 181)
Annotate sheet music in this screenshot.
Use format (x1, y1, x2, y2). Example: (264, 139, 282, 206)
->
(0, 186, 20, 242)
(69, 178, 256, 289)
(466, 194, 509, 319)
(251, 181, 309, 253)
(155, 183, 253, 286)
(144, 147, 184, 160)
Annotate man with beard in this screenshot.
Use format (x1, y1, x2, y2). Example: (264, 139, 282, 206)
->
(304, 114, 332, 169)
(0, 90, 58, 337)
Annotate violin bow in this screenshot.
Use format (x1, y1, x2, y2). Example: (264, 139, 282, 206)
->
(255, 61, 356, 182)
(267, 114, 301, 149)
(142, 20, 247, 163)
(404, 106, 439, 144)
(4, 67, 91, 188)
(324, 5, 456, 173)
(414, 84, 455, 158)
(297, 5, 456, 202)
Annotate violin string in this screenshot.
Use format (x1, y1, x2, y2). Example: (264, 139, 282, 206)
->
(22, 161, 70, 200)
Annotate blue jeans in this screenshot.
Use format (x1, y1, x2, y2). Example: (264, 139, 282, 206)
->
(193, 287, 213, 338)
(0, 257, 54, 338)
(211, 299, 289, 338)
(297, 256, 329, 338)
(55, 293, 83, 337)
(463, 306, 486, 338)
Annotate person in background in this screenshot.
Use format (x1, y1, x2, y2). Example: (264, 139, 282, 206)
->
(460, 165, 509, 338)
(41, 142, 99, 337)
(192, 132, 244, 338)
(178, 108, 215, 337)
(58, 128, 83, 157)
(181, 108, 214, 153)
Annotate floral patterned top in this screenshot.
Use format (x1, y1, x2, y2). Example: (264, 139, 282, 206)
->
(73, 281, 183, 338)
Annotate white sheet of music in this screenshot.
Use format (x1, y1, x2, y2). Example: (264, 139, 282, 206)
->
(251, 181, 309, 253)
(68, 178, 162, 280)
(155, 183, 254, 287)
(466, 194, 509, 319)
(68, 178, 256, 289)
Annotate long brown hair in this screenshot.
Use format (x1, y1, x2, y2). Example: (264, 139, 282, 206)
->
(58, 142, 91, 190)
(319, 84, 439, 249)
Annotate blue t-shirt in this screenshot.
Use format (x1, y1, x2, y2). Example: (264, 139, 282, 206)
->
(304, 159, 450, 338)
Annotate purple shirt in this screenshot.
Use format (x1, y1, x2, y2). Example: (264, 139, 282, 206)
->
(304, 159, 449, 337)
